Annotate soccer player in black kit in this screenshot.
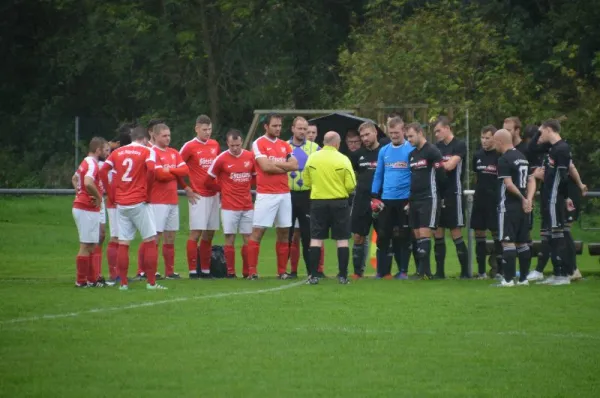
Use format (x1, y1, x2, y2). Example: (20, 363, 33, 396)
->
(432, 116, 469, 278)
(405, 123, 445, 278)
(471, 125, 501, 279)
(349, 122, 382, 278)
(493, 129, 536, 287)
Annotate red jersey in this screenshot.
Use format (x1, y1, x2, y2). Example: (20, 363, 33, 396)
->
(208, 150, 256, 211)
(73, 156, 101, 212)
(151, 146, 187, 205)
(180, 138, 220, 197)
(104, 142, 156, 206)
(252, 135, 292, 194)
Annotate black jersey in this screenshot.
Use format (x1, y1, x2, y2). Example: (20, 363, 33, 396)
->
(542, 140, 571, 202)
(515, 139, 544, 170)
(409, 142, 444, 201)
(497, 148, 530, 211)
(350, 145, 382, 195)
(472, 148, 499, 198)
(436, 138, 467, 196)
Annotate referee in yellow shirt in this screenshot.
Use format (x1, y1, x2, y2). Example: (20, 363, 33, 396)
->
(304, 131, 357, 285)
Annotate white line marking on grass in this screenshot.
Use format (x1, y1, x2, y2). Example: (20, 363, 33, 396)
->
(0, 281, 305, 326)
(294, 326, 600, 341)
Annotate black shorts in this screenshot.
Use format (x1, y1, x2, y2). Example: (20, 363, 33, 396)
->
(439, 193, 465, 229)
(351, 194, 376, 237)
(470, 194, 498, 231)
(310, 199, 350, 240)
(498, 209, 529, 244)
(539, 197, 550, 231)
(409, 198, 437, 229)
(544, 199, 565, 230)
(377, 199, 409, 238)
(565, 198, 580, 224)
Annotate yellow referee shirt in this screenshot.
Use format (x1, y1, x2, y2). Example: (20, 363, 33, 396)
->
(304, 146, 357, 200)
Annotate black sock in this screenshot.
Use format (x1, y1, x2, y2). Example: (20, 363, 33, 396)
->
(493, 238, 503, 275)
(309, 246, 321, 278)
(376, 247, 389, 276)
(475, 237, 487, 275)
(517, 245, 531, 282)
(337, 247, 350, 278)
(392, 238, 410, 274)
(536, 232, 550, 273)
(564, 228, 577, 272)
(352, 243, 366, 276)
(502, 246, 517, 283)
(386, 242, 394, 275)
(550, 232, 566, 276)
(434, 238, 446, 276)
(417, 238, 432, 276)
(453, 237, 468, 277)
(411, 239, 419, 273)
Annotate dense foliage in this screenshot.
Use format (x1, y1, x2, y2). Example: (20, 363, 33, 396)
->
(3, 0, 600, 188)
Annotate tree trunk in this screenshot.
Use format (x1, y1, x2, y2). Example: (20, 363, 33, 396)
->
(199, 0, 219, 129)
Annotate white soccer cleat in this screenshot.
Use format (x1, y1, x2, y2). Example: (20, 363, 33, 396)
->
(569, 269, 582, 281)
(549, 276, 571, 286)
(147, 283, 168, 290)
(536, 275, 556, 285)
(119, 285, 129, 291)
(526, 270, 544, 281)
(496, 279, 515, 288)
(516, 280, 529, 287)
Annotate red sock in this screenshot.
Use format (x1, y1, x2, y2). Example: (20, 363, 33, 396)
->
(224, 245, 235, 275)
(76, 255, 89, 285)
(199, 239, 212, 273)
(117, 245, 130, 286)
(87, 254, 96, 283)
(247, 240, 260, 275)
(290, 241, 300, 273)
(276, 242, 289, 275)
(186, 240, 198, 272)
(318, 245, 325, 273)
(144, 241, 158, 285)
(137, 244, 145, 275)
(241, 245, 249, 277)
(92, 245, 102, 279)
(163, 244, 175, 276)
(107, 242, 118, 279)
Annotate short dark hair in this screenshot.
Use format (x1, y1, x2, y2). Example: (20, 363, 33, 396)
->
(481, 125, 497, 135)
(226, 129, 242, 141)
(89, 137, 107, 153)
(130, 126, 148, 141)
(116, 122, 135, 146)
(405, 122, 423, 134)
(523, 125, 539, 140)
(541, 119, 561, 133)
(196, 115, 211, 125)
(147, 119, 164, 131)
(308, 121, 317, 128)
(387, 116, 404, 129)
(263, 113, 282, 126)
(357, 122, 376, 133)
(387, 112, 402, 120)
(433, 116, 451, 128)
(504, 116, 522, 132)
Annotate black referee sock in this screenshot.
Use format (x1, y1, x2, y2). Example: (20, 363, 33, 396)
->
(417, 238, 432, 276)
(550, 232, 566, 276)
(502, 246, 517, 283)
(564, 228, 577, 272)
(434, 238, 446, 277)
(453, 237, 468, 277)
(475, 237, 487, 275)
(352, 243, 366, 276)
(493, 239, 503, 275)
(536, 233, 551, 273)
(309, 246, 321, 278)
(517, 245, 531, 282)
(337, 247, 350, 278)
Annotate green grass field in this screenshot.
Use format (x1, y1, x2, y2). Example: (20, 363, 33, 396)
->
(1, 196, 600, 398)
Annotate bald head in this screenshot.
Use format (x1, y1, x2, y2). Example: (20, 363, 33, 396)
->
(494, 129, 513, 153)
(324, 131, 341, 148)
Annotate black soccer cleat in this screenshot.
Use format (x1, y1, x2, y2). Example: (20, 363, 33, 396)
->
(132, 273, 146, 281)
(277, 273, 293, 280)
(306, 276, 319, 285)
(338, 276, 350, 285)
(199, 273, 214, 279)
(189, 272, 200, 279)
(166, 273, 181, 280)
(246, 274, 259, 280)
(225, 273, 237, 279)
(155, 272, 163, 280)
(289, 272, 298, 279)
(75, 282, 89, 288)
(316, 272, 327, 279)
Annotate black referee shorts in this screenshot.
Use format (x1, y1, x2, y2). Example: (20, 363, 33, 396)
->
(498, 208, 529, 244)
(470, 194, 498, 231)
(310, 199, 350, 240)
(409, 198, 438, 230)
(351, 194, 376, 237)
(439, 193, 465, 229)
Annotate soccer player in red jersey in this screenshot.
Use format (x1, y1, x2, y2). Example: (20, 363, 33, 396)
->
(100, 126, 166, 290)
(247, 114, 299, 279)
(150, 123, 189, 279)
(179, 115, 221, 279)
(207, 129, 256, 278)
(72, 137, 106, 287)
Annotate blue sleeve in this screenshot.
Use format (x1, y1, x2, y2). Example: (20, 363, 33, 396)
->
(371, 146, 385, 197)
